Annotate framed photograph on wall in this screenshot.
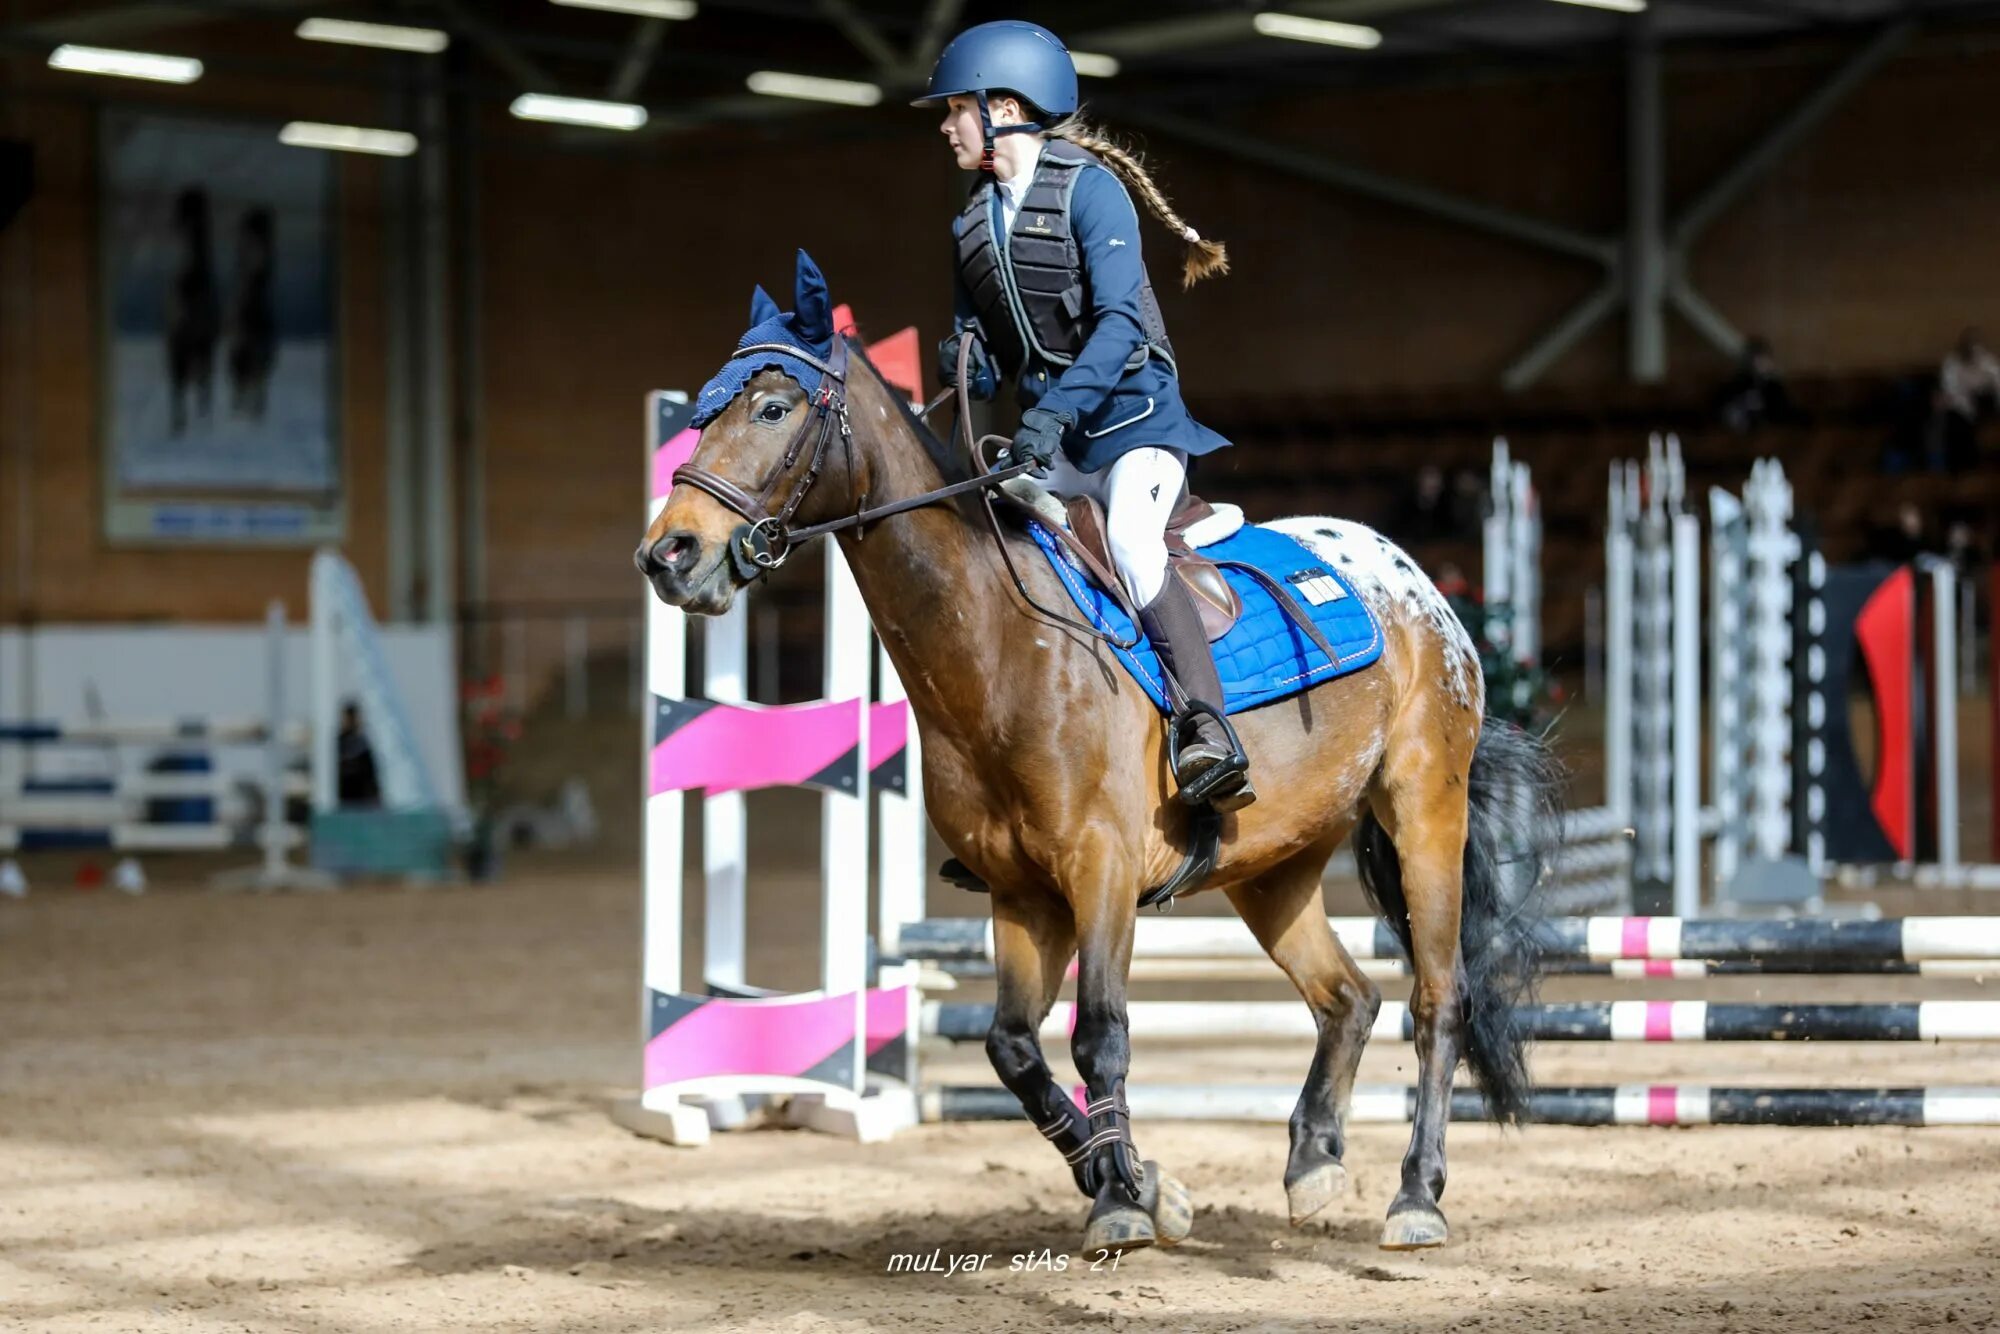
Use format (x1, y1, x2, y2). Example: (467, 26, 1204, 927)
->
(100, 108, 343, 545)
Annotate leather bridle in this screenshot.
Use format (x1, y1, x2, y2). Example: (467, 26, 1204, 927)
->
(672, 334, 1046, 580)
(670, 337, 860, 578)
(671, 332, 1147, 650)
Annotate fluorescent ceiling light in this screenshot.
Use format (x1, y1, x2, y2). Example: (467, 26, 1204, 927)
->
(280, 121, 418, 156)
(510, 92, 649, 130)
(745, 71, 882, 107)
(550, 0, 698, 18)
(1070, 51, 1120, 78)
(47, 44, 203, 83)
(1547, 0, 1647, 10)
(296, 18, 450, 53)
(1250, 13, 1383, 49)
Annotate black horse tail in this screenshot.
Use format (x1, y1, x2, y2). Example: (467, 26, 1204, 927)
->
(1352, 718, 1563, 1123)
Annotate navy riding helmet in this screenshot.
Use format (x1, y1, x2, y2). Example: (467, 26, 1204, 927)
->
(912, 20, 1078, 171)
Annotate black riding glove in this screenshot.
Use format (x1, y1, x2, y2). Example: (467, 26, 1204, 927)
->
(937, 331, 996, 402)
(1011, 406, 1072, 476)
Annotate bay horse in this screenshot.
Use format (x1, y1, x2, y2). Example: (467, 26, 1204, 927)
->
(637, 315, 1560, 1254)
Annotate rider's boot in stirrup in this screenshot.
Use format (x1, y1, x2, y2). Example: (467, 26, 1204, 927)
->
(1138, 577, 1256, 812)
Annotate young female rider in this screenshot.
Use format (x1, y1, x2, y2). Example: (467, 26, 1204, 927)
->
(914, 20, 1254, 812)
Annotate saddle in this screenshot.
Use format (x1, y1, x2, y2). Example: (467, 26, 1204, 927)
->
(945, 487, 1379, 911)
(1063, 494, 1242, 640)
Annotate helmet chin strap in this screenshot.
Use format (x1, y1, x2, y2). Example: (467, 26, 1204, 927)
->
(976, 89, 1041, 174)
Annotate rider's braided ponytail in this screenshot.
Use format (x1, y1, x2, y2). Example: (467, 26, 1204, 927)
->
(1044, 112, 1229, 289)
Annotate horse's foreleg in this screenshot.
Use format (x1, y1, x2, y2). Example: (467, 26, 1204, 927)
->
(985, 895, 1093, 1196)
(1224, 832, 1378, 1227)
(1069, 864, 1192, 1255)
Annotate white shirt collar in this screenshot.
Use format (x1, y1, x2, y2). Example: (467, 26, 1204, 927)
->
(994, 141, 1043, 201)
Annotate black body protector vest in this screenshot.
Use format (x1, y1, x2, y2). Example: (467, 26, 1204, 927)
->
(955, 140, 1176, 383)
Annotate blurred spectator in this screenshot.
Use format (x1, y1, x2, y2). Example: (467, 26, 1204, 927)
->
(1881, 373, 1934, 473)
(1929, 328, 2000, 470)
(337, 701, 381, 807)
(1397, 465, 1453, 544)
(1944, 518, 1984, 581)
(1449, 469, 1487, 540)
(1714, 336, 1799, 434)
(1866, 501, 1932, 564)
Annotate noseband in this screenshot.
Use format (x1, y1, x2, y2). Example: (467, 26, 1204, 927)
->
(670, 337, 858, 578)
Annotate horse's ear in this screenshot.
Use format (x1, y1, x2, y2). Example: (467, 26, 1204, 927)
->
(747, 284, 782, 328)
(792, 249, 831, 346)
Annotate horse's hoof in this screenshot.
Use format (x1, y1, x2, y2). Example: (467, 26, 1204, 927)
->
(1139, 1162, 1194, 1246)
(1083, 1198, 1157, 1257)
(1285, 1162, 1347, 1227)
(1379, 1202, 1449, 1251)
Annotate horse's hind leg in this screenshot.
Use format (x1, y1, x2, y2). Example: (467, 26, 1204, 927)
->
(1225, 831, 1380, 1227)
(1370, 738, 1473, 1250)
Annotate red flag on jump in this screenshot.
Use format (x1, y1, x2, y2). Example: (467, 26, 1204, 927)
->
(867, 326, 923, 403)
(832, 304, 923, 402)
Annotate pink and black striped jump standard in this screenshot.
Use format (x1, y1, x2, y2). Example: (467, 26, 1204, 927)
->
(619, 384, 927, 1147)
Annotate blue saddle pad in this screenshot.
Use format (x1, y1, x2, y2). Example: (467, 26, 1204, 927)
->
(1028, 520, 1384, 715)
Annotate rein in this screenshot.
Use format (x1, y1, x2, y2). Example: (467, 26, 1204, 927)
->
(670, 334, 1142, 650)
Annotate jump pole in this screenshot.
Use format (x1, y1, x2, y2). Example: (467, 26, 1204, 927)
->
(0, 603, 317, 877)
(925, 954, 2000, 983)
(924, 1084, 2000, 1128)
(896, 914, 2000, 966)
(923, 999, 2000, 1044)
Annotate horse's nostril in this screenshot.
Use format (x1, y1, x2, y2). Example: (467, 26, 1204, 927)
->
(660, 533, 699, 574)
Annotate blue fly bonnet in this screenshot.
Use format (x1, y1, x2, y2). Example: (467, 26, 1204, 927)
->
(692, 249, 839, 428)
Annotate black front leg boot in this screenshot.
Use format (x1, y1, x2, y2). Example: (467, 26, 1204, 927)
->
(1139, 579, 1256, 812)
(1080, 1082, 1157, 1255)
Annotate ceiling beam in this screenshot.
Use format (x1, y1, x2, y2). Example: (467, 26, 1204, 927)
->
(1669, 19, 1911, 249)
(1117, 103, 1619, 266)
(1075, 0, 1462, 59)
(816, 0, 903, 73)
(908, 0, 965, 72)
(1501, 278, 1623, 392)
(607, 18, 669, 101)
(4, 0, 315, 42)
(432, 0, 561, 93)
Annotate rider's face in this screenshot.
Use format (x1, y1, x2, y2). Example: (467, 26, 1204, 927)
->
(939, 93, 1026, 170)
(939, 95, 983, 170)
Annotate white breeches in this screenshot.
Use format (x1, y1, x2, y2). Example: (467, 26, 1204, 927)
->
(1039, 446, 1188, 607)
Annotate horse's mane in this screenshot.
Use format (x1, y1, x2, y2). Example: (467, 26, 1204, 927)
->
(842, 334, 974, 487)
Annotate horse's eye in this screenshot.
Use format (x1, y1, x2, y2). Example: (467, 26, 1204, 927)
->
(757, 400, 790, 424)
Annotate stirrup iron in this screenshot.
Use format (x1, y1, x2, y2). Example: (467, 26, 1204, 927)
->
(1166, 701, 1250, 808)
